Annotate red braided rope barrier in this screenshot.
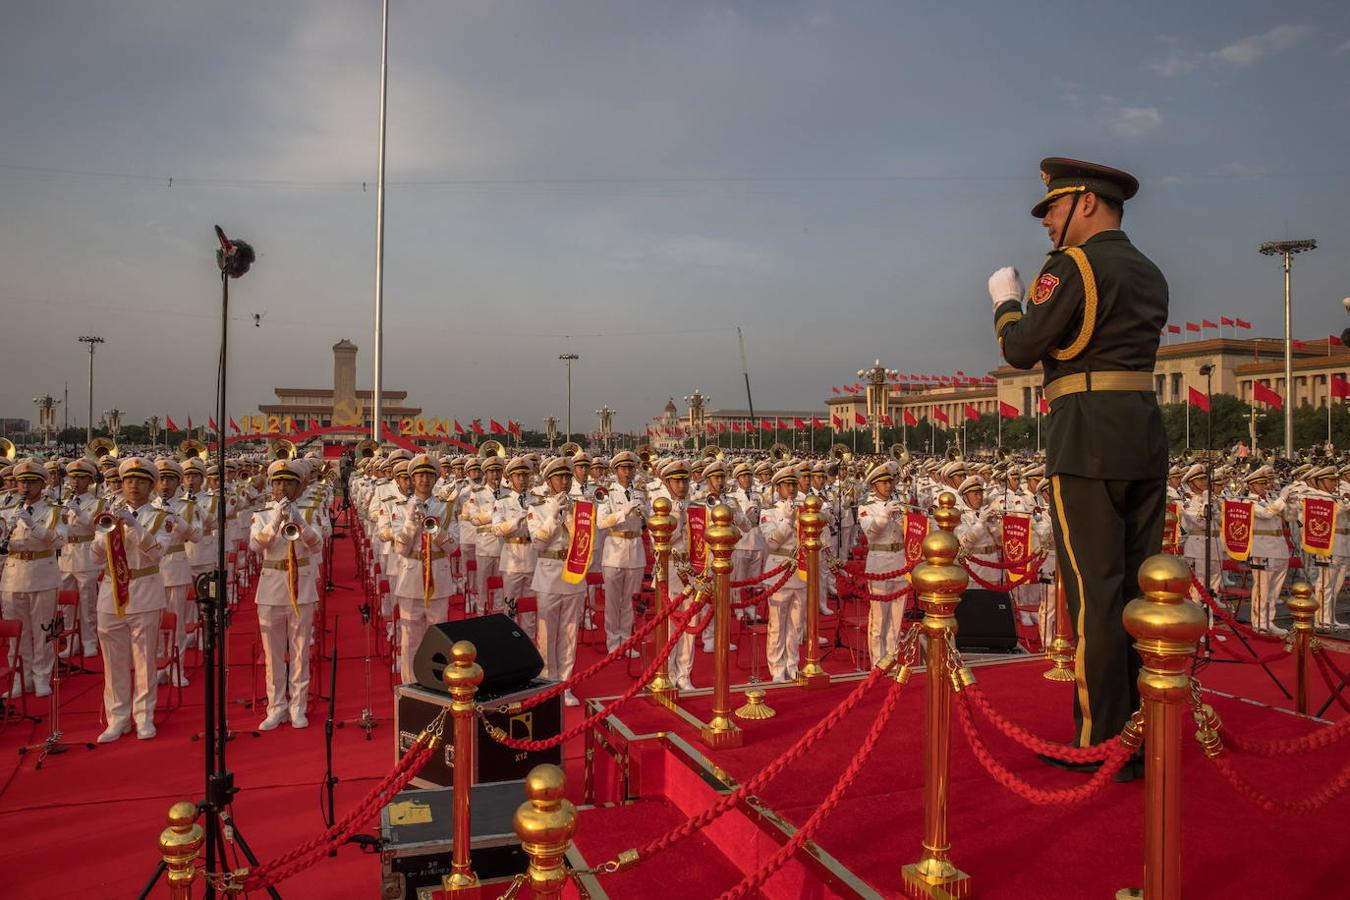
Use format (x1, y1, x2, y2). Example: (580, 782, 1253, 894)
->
(954, 692, 1133, 804)
(1205, 632, 1290, 665)
(718, 675, 904, 900)
(730, 559, 789, 588)
(680, 595, 716, 635)
(242, 737, 436, 890)
(962, 553, 1046, 571)
(962, 555, 1045, 593)
(624, 663, 893, 864)
(847, 558, 917, 582)
(962, 683, 1117, 763)
(1217, 715, 1350, 757)
(855, 581, 914, 603)
(482, 592, 712, 752)
(754, 559, 799, 598)
(1312, 648, 1350, 714)
(1207, 751, 1350, 815)
(1191, 575, 1285, 646)
(498, 590, 685, 714)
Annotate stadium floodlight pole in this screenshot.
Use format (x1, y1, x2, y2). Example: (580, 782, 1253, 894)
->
(77, 336, 104, 444)
(371, 0, 390, 443)
(1259, 239, 1317, 458)
(560, 353, 580, 442)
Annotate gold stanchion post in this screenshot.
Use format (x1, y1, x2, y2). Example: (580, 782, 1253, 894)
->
(701, 504, 744, 748)
(1116, 554, 1206, 900)
(513, 764, 578, 900)
(646, 497, 678, 704)
(797, 494, 830, 689)
(902, 492, 970, 899)
(1043, 571, 1075, 681)
(1286, 580, 1316, 716)
(158, 801, 204, 900)
(442, 640, 484, 892)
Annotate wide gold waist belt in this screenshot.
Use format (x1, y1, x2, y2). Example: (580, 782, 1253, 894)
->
(9, 550, 54, 561)
(130, 565, 160, 580)
(1044, 371, 1154, 404)
(504, 537, 530, 544)
(165, 543, 186, 554)
(610, 530, 640, 538)
(869, 542, 901, 552)
(262, 557, 311, 570)
(538, 550, 567, 561)
(67, 535, 94, 544)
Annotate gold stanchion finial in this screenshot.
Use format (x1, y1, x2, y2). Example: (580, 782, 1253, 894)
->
(159, 801, 204, 900)
(1117, 554, 1206, 900)
(901, 525, 971, 898)
(442, 640, 484, 891)
(797, 494, 830, 689)
(932, 491, 961, 533)
(646, 497, 677, 703)
(701, 504, 744, 747)
(1043, 571, 1076, 681)
(514, 764, 578, 900)
(1287, 580, 1317, 715)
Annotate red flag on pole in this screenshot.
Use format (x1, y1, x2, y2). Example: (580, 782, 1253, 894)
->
(1292, 339, 1308, 350)
(854, 411, 866, 426)
(308, 417, 320, 432)
(453, 419, 464, 435)
(471, 419, 485, 435)
(1330, 334, 1344, 347)
(880, 413, 893, 426)
(1185, 322, 1201, 333)
(228, 417, 240, 434)
(964, 403, 980, 422)
(1220, 316, 1234, 327)
(1038, 398, 1050, 414)
(187, 415, 194, 431)
(998, 401, 1019, 419)
(489, 419, 506, 435)
(831, 414, 843, 429)
(903, 409, 918, 427)
(1235, 318, 1252, 329)
(731, 420, 742, 433)
(1167, 324, 1181, 334)
(1252, 382, 1283, 409)
(508, 420, 521, 437)
(932, 407, 949, 425)
(760, 419, 772, 432)
(812, 417, 825, 428)
(1202, 319, 1218, 329)
(792, 418, 806, 430)
(831, 386, 840, 394)
(208, 417, 219, 432)
(165, 416, 179, 431)
(1187, 386, 1210, 412)
(1333, 375, 1350, 399)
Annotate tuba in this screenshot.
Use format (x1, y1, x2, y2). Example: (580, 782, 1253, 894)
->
(354, 438, 382, 459)
(702, 445, 724, 461)
(768, 442, 791, 462)
(269, 438, 297, 461)
(944, 445, 964, 463)
(0, 436, 14, 461)
(829, 443, 852, 463)
(178, 438, 209, 461)
(86, 436, 118, 461)
(637, 443, 654, 466)
(558, 441, 582, 458)
(889, 444, 910, 465)
(478, 439, 506, 459)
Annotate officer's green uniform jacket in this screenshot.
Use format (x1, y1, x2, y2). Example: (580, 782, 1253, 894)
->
(994, 230, 1169, 481)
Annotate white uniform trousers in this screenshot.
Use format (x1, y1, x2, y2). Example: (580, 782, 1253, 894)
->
(62, 572, 101, 654)
(1249, 559, 1289, 632)
(535, 592, 583, 683)
(766, 586, 805, 682)
(601, 566, 641, 653)
(160, 584, 190, 667)
(395, 595, 450, 685)
(867, 582, 905, 667)
(502, 570, 536, 635)
(1313, 558, 1344, 627)
(97, 609, 159, 730)
(2, 590, 57, 691)
(475, 555, 501, 615)
(1185, 553, 1222, 605)
(731, 549, 765, 620)
(378, 552, 395, 618)
(1035, 580, 1058, 649)
(257, 602, 316, 719)
(667, 583, 700, 687)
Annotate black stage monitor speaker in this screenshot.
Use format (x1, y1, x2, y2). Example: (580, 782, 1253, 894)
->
(955, 589, 1019, 653)
(414, 614, 543, 694)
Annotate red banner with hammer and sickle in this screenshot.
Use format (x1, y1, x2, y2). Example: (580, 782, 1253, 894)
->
(1001, 514, 1032, 574)
(903, 511, 929, 567)
(1302, 497, 1336, 557)
(104, 520, 132, 618)
(1164, 500, 1182, 554)
(1221, 499, 1254, 562)
(562, 499, 596, 585)
(686, 504, 708, 575)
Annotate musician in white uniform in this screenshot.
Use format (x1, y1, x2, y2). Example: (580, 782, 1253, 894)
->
(1, 459, 62, 698)
(856, 461, 910, 666)
(392, 454, 459, 684)
(596, 450, 647, 655)
(529, 457, 588, 706)
(759, 466, 806, 683)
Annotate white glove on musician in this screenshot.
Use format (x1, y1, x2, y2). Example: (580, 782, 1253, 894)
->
(988, 266, 1024, 313)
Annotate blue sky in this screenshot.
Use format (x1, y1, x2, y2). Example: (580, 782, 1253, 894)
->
(2, 1, 1348, 431)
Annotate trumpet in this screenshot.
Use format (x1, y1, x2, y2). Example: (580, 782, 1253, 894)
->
(281, 520, 304, 542)
(421, 514, 440, 535)
(94, 505, 124, 534)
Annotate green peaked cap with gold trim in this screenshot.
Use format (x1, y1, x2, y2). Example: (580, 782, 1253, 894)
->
(1031, 157, 1139, 218)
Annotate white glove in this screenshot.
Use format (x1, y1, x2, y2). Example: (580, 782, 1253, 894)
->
(988, 266, 1024, 312)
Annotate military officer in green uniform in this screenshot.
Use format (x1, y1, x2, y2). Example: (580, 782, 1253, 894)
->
(990, 158, 1169, 760)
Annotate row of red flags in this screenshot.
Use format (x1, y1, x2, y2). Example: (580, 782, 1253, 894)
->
(830, 372, 997, 394)
(164, 416, 523, 437)
(1164, 317, 1251, 335)
(1186, 375, 1350, 413)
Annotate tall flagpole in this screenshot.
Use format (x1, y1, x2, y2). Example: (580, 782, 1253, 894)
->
(371, 0, 390, 442)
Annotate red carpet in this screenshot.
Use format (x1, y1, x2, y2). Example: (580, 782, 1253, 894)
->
(0, 523, 1345, 898)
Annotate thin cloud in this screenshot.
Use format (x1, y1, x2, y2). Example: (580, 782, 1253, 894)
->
(1147, 38, 1199, 77)
(1214, 24, 1314, 67)
(1106, 106, 1163, 139)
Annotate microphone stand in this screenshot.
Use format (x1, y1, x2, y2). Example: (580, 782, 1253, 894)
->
(339, 600, 379, 739)
(322, 617, 340, 840)
(17, 612, 95, 767)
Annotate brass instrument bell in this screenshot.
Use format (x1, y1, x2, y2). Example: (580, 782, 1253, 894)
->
(829, 443, 852, 463)
(178, 438, 209, 461)
(86, 436, 119, 461)
(478, 439, 506, 459)
(269, 439, 297, 461)
(0, 437, 15, 461)
(355, 438, 383, 459)
(558, 441, 582, 458)
(769, 442, 791, 462)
